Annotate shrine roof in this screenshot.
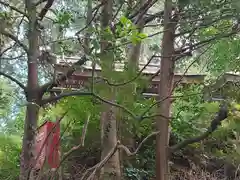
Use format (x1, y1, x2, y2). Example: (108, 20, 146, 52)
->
(55, 56, 240, 81)
(55, 56, 206, 76)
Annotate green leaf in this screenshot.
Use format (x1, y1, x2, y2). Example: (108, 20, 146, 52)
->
(203, 102, 219, 113)
(120, 16, 131, 26)
(138, 33, 147, 39)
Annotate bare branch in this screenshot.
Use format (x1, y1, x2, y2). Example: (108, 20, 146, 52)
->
(141, 114, 172, 120)
(0, 71, 26, 90)
(0, 30, 28, 54)
(98, 55, 155, 87)
(84, 142, 119, 180)
(39, 55, 88, 94)
(113, 1, 125, 21)
(41, 91, 202, 125)
(173, 44, 212, 87)
(0, 45, 14, 57)
(35, 0, 47, 6)
(40, 91, 138, 119)
(80, 114, 91, 147)
(129, 0, 156, 20)
(175, 30, 239, 56)
(55, 114, 90, 171)
(144, 10, 164, 24)
(75, 3, 103, 35)
(175, 14, 234, 37)
(141, 45, 214, 118)
(110, 0, 159, 35)
(40, 91, 92, 105)
(134, 0, 157, 24)
(119, 131, 160, 156)
(0, 1, 28, 17)
(170, 104, 228, 152)
(38, 0, 55, 21)
(1, 53, 26, 60)
(170, 129, 212, 153)
(140, 93, 201, 119)
(81, 131, 160, 180)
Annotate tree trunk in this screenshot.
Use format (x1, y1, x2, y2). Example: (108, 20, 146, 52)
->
(100, 105, 121, 180)
(127, 0, 145, 68)
(156, 0, 176, 180)
(120, 0, 145, 172)
(99, 0, 121, 179)
(84, 0, 92, 56)
(20, 1, 40, 179)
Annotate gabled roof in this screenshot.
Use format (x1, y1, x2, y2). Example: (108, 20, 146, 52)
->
(55, 56, 240, 84)
(55, 56, 206, 76)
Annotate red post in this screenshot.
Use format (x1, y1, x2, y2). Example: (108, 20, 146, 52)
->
(35, 121, 60, 169)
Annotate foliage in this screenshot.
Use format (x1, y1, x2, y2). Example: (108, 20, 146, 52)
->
(0, 78, 15, 130)
(40, 95, 102, 156)
(208, 38, 240, 74)
(124, 167, 149, 180)
(0, 134, 21, 180)
(3, 107, 25, 135)
(2, 0, 240, 179)
(171, 84, 220, 141)
(118, 16, 147, 44)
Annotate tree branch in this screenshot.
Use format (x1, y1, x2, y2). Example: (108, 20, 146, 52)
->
(83, 142, 119, 180)
(169, 104, 228, 152)
(0, 45, 14, 57)
(141, 113, 172, 120)
(139, 93, 201, 119)
(119, 131, 160, 156)
(98, 54, 155, 87)
(81, 131, 160, 180)
(0, 1, 28, 17)
(80, 114, 91, 147)
(39, 55, 88, 94)
(175, 30, 239, 56)
(134, 0, 157, 24)
(0, 30, 29, 54)
(56, 114, 90, 170)
(143, 10, 164, 24)
(129, 0, 156, 21)
(47, 114, 91, 180)
(175, 14, 234, 37)
(75, 3, 103, 35)
(40, 91, 138, 119)
(111, 0, 159, 33)
(43, 89, 175, 122)
(40, 91, 93, 105)
(35, 0, 47, 6)
(0, 71, 26, 90)
(38, 0, 55, 20)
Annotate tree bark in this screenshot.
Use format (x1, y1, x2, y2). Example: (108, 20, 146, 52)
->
(20, 1, 40, 179)
(99, 0, 121, 179)
(100, 105, 121, 180)
(156, 0, 176, 180)
(84, 0, 92, 56)
(120, 0, 146, 172)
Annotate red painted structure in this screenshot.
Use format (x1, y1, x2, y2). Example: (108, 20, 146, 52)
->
(54, 63, 206, 95)
(54, 59, 240, 97)
(35, 121, 60, 169)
